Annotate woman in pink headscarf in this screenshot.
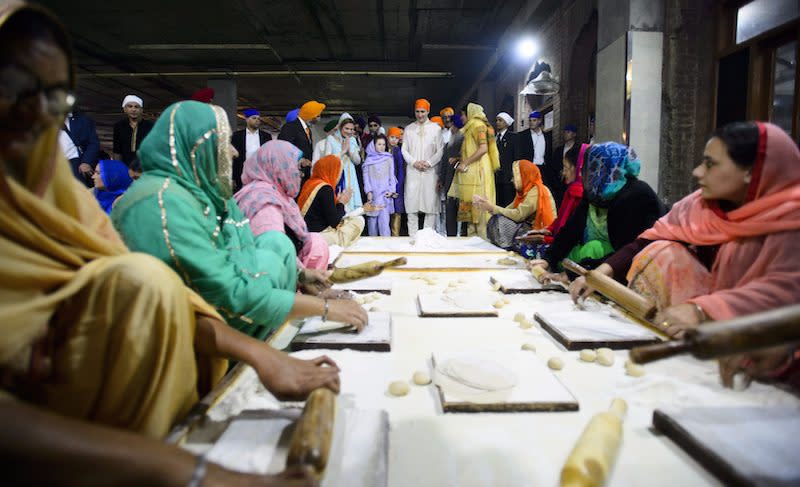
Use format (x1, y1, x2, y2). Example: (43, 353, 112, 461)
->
(571, 121, 800, 388)
(235, 140, 330, 270)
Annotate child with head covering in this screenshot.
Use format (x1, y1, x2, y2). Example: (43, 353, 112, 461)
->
(92, 159, 133, 214)
(387, 127, 406, 235)
(362, 134, 397, 236)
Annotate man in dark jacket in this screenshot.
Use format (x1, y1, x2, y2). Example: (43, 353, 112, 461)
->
(494, 112, 517, 207)
(278, 100, 325, 184)
(231, 108, 272, 193)
(112, 94, 154, 167)
(59, 110, 100, 187)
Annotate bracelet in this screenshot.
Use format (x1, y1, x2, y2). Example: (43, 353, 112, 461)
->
(692, 303, 707, 322)
(322, 298, 329, 322)
(187, 454, 207, 487)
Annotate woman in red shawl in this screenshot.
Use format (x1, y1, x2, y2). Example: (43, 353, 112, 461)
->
(571, 121, 800, 388)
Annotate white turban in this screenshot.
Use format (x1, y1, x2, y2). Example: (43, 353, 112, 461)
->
(122, 95, 143, 108)
(496, 112, 514, 126)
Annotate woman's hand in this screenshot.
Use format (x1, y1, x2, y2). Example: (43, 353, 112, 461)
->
(366, 192, 373, 202)
(719, 345, 795, 390)
(541, 272, 569, 285)
(653, 303, 703, 338)
(298, 269, 332, 296)
(448, 157, 459, 165)
(252, 350, 341, 400)
(568, 263, 613, 303)
(327, 299, 369, 331)
(339, 188, 353, 205)
(526, 259, 549, 282)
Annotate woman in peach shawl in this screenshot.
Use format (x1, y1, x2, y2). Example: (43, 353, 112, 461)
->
(570, 121, 800, 388)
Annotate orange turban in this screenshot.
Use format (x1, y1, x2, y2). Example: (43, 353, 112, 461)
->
(387, 127, 403, 138)
(439, 107, 454, 117)
(415, 99, 431, 111)
(299, 100, 326, 121)
(430, 116, 444, 128)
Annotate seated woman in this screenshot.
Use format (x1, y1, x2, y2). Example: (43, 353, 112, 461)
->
(571, 122, 800, 343)
(529, 142, 664, 280)
(476, 159, 557, 249)
(0, 4, 331, 485)
(299, 154, 367, 247)
(321, 113, 363, 213)
(112, 101, 367, 341)
(91, 158, 132, 213)
(235, 140, 330, 270)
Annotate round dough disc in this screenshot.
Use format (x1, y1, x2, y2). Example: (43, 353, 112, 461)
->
(438, 356, 518, 391)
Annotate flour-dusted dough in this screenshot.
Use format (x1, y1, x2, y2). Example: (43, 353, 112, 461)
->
(389, 381, 410, 396)
(497, 257, 519, 266)
(438, 356, 518, 391)
(513, 312, 526, 323)
(548, 357, 564, 370)
(521, 343, 536, 352)
(596, 348, 614, 367)
(624, 360, 645, 377)
(579, 349, 597, 362)
(410, 273, 424, 280)
(502, 297, 511, 304)
(412, 371, 432, 385)
(519, 319, 534, 329)
(491, 282, 502, 291)
(493, 300, 505, 309)
(370, 306, 380, 312)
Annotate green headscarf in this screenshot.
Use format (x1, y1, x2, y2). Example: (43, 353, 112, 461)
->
(138, 101, 234, 213)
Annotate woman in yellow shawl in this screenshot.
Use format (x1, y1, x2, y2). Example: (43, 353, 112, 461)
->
(448, 102, 500, 238)
(0, 3, 327, 484)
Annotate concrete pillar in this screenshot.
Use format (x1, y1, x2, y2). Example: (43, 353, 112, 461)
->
(595, 0, 664, 191)
(207, 79, 238, 130)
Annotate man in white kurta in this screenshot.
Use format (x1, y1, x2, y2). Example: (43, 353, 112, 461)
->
(402, 99, 444, 237)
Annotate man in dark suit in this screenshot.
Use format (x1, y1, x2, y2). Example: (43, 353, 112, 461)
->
(548, 123, 578, 204)
(278, 100, 325, 184)
(231, 108, 272, 193)
(59, 110, 100, 187)
(494, 112, 517, 207)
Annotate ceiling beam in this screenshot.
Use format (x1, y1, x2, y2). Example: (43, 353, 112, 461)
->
(316, 0, 354, 59)
(408, 0, 418, 60)
(302, 0, 337, 59)
(455, 0, 544, 109)
(77, 70, 454, 79)
(378, 0, 388, 60)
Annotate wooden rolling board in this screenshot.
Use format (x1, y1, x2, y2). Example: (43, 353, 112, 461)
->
(334, 252, 524, 271)
(417, 293, 499, 318)
(292, 312, 392, 352)
(653, 406, 800, 487)
(331, 275, 393, 294)
(489, 269, 566, 294)
(432, 351, 579, 413)
(535, 309, 661, 351)
(342, 236, 504, 253)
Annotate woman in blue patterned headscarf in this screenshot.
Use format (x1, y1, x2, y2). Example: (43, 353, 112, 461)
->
(528, 142, 664, 279)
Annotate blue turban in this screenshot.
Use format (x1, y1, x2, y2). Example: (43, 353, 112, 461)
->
(244, 108, 259, 118)
(529, 111, 542, 119)
(452, 114, 465, 129)
(564, 124, 577, 133)
(286, 108, 300, 122)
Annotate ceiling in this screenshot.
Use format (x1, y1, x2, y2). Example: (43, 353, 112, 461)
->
(34, 0, 553, 136)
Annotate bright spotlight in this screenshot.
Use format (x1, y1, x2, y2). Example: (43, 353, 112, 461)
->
(516, 38, 538, 60)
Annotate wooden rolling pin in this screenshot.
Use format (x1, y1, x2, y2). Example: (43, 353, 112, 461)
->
(286, 388, 336, 476)
(329, 257, 407, 283)
(561, 259, 657, 321)
(630, 303, 800, 364)
(560, 398, 627, 487)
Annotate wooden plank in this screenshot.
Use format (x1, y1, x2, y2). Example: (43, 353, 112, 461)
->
(291, 313, 392, 352)
(489, 270, 566, 294)
(534, 311, 662, 351)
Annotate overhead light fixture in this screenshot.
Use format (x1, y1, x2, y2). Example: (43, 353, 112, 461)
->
(520, 71, 560, 96)
(516, 38, 539, 60)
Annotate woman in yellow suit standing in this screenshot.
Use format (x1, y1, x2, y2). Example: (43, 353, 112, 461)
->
(448, 103, 500, 238)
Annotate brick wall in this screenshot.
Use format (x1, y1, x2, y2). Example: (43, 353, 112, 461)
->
(659, 0, 717, 203)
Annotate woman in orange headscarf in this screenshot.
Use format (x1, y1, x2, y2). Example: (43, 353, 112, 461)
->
(298, 154, 365, 247)
(476, 159, 557, 249)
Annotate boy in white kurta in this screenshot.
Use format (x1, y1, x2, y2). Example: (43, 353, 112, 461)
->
(402, 99, 444, 237)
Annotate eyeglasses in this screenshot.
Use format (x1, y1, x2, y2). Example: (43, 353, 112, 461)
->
(0, 62, 75, 126)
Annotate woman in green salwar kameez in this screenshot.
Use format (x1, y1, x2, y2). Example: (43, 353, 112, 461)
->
(112, 101, 366, 340)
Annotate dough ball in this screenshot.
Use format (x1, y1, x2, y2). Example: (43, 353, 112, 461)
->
(547, 357, 564, 370)
(493, 300, 505, 309)
(497, 257, 518, 266)
(579, 349, 597, 362)
(596, 348, 615, 366)
(412, 371, 432, 385)
(521, 343, 536, 352)
(502, 297, 511, 304)
(519, 319, 534, 329)
(513, 312, 526, 323)
(353, 295, 366, 305)
(388, 381, 410, 396)
(624, 360, 645, 377)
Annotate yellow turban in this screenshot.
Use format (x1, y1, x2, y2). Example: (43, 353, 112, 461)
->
(299, 100, 326, 121)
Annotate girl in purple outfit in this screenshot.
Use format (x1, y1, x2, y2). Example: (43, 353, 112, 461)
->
(363, 135, 397, 236)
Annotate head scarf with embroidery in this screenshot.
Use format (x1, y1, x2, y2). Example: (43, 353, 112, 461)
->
(582, 142, 641, 206)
